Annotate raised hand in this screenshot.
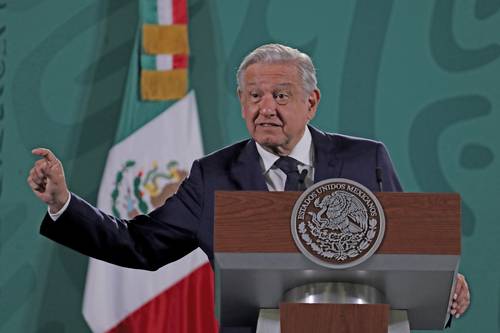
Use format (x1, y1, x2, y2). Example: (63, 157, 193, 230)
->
(27, 148, 70, 213)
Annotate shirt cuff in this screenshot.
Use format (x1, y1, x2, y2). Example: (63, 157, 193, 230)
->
(47, 192, 72, 221)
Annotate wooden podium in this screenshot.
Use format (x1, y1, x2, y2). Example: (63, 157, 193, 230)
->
(214, 192, 460, 332)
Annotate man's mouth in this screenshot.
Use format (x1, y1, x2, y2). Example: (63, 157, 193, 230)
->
(257, 122, 281, 127)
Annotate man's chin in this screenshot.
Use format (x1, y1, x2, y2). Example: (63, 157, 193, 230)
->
(254, 137, 290, 155)
(256, 136, 281, 146)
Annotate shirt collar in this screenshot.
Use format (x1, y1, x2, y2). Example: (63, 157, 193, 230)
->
(255, 127, 313, 173)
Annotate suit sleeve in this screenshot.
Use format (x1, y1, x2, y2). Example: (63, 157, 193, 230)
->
(376, 143, 403, 192)
(40, 160, 205, 270)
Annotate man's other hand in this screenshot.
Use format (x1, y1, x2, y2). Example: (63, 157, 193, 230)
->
(27, 148, 69, 213)
(451, 273, 470, 318)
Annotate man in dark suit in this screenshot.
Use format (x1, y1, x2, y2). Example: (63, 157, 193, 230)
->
(27, 43, 469, 318)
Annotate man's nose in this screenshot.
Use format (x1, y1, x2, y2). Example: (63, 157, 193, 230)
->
(258, 94, 277, 116)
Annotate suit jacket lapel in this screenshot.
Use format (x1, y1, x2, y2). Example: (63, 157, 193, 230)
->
(309, 125, 343, 183)
(229, 140, 268, 191)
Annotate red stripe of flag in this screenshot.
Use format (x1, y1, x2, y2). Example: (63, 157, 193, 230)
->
(173, 0, 188, 24)
(107, 263, 218, 333)
(173, 54, 189, 69)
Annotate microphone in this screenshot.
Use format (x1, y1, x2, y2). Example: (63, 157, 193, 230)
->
(375, 167, 384, 192)
(298, 169, 308, 191)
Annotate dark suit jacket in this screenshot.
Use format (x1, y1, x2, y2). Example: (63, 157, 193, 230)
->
(40, 126, 402, 269)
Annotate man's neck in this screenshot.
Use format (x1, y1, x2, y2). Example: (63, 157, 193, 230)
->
(255, 127, 313, 172)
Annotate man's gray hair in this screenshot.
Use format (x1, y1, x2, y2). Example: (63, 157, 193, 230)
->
(236, 43, 318, 94)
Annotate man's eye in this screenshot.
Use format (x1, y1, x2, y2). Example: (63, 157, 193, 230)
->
(250, 92, 261, 100)
(274, 92, 289, 104)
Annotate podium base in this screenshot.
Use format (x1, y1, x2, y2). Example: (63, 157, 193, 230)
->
(256, 308, 410, 333)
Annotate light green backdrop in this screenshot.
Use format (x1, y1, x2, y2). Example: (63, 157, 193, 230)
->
(2, 0, 499, 332)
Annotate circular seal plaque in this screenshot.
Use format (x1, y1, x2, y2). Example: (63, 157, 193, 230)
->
(291, 178, 385, 269)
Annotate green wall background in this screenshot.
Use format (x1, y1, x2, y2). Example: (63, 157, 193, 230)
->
(2, 0, 499, 332)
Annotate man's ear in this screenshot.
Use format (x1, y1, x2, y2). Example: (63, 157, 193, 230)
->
(306, 88, 321, 120)
(237, 88, 246, 118)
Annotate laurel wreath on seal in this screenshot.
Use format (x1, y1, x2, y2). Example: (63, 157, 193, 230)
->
(111, 159, 150, 217)
(298, 217, 378, 261)
(111, 160, 136, 217)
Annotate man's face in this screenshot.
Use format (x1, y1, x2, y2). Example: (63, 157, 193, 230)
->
(238, 62, 320, 155)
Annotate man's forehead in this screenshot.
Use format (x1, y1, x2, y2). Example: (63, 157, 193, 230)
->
(244, 62, 299, 77)
(244, 66, 299, 84)
(245, 81, 295, 89)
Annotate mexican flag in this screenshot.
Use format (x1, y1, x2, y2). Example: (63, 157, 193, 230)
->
(82, 1, 217, 332)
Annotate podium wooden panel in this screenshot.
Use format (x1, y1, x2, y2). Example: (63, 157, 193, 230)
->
(215, 192, 460, 254)
(214, 191, 461, 331)
(280, 303, 389, 333)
